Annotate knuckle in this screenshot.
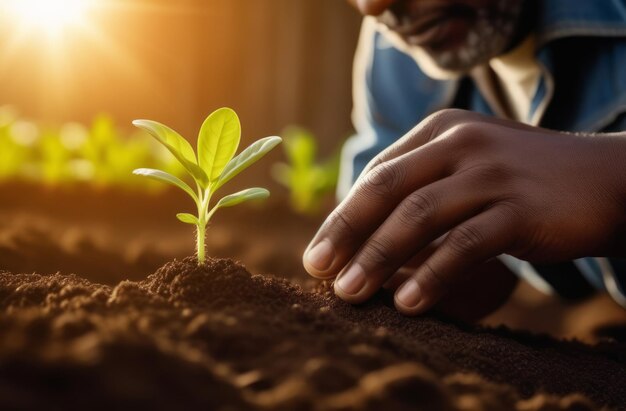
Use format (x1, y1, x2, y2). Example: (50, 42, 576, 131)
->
(450, 121, 476, 139)
(363, 156, 384, 175)
(325, 208, 358, 237)
(360, 237, 395, 268)
(361, 161, 407, 198)
(367, 144, 403, 172)
(397, 190, 439, 229)
(496, 200, 526, 222)
(428, 108, 468, 126)
(420, 109, 470, 142)
(493, 201, 527, 250)
(465, 163, 513, 187)
(363, 153, 386, 175)
(447, 224, 485, 257)
(448, 121, 485, 144)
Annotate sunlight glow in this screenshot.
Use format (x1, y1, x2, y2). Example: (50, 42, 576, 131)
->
(2, 0, 96, 38)
(0, 0, 200, 119)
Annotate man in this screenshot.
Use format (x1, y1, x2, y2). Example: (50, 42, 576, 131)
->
(303, 0, 626, 318)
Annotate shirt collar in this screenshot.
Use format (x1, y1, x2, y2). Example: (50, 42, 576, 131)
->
(536, 0, 626, 46)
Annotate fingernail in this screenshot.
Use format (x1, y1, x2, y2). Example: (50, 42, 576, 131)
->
(336, 264, 366, 295)
(396, 279, 421, 308)
(305, 239, 335, 272)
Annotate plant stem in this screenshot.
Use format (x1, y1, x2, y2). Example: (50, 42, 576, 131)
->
(195, 185, 212, 266)
(196, 222, 206, 265)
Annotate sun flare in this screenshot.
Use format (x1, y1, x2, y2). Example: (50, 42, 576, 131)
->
(2, 0, 96, 38)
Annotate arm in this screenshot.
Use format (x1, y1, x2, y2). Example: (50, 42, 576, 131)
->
(303, 109, 626, 315)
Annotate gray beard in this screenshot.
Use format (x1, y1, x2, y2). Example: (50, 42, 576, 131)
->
(432, 0, 524, 71)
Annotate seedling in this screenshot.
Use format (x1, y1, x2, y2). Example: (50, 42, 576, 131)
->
(132, 107, 281, 265)
(272, 126, 340, 215)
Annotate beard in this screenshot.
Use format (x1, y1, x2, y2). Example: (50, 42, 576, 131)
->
(378, 0, 525, 75)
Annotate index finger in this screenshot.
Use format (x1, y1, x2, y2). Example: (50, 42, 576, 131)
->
(302, 123, 465, 279)
(359, 109, 471, 178)
(361, 109, 540, 178)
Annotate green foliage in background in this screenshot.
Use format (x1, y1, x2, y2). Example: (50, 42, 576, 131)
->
(0, 105, 184, 188)
(272, 126, 340, 215)
(133, 107, 281, 265)
(0, 106, 29, 179)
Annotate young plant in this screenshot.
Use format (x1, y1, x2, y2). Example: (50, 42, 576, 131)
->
(272, 126, 340, 215)
(132, 107, 281, 265)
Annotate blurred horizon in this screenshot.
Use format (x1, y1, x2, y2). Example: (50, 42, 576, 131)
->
(0, 0, 361, 153)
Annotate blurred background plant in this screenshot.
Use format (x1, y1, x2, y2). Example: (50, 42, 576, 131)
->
(272, 126, 341, 215)
(0, 105, 185, 189)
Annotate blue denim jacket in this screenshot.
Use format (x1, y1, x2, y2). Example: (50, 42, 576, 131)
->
(340, 0, 626, 306)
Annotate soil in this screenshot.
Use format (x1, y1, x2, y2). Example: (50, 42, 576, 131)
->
(1, 182, 626, 410)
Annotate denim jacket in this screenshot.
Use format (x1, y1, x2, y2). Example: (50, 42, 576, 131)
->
(339, 0, 626, 306)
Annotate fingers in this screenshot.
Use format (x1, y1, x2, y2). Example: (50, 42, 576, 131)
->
(393, 206, 518, 316)
(332, 171, 496, 303)
(383, 268, 413, 291)
(433, 259, 519, 321)
(303, 120, 510, 282)
(303, 110, 484, 280)
(303, 134, 455, 279)
(360, 109, 473, 176)
(303, 109, 534, 308)
(359, 109, 537, 178)
(383, 240, 441, 290)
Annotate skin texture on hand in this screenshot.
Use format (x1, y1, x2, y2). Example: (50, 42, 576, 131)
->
(380, 238, 519, 321)
(303, 109, 626, 316)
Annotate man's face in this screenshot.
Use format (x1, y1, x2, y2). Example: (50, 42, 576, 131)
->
(348, 0, 525, 72)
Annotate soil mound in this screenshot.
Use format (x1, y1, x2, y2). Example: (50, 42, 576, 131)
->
(0, 257, 623, 410)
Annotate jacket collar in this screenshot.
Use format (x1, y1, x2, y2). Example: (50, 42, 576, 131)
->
(536, 0, 626, 46)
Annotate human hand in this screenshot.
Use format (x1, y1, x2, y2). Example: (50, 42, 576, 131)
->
(303, 109, 626, 315)
(382, 239, 519, 321)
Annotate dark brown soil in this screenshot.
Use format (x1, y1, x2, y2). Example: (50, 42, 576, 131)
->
(2, 182, 626, 410)
(1, 257, 624, 410)
(0, 182, 321, 286)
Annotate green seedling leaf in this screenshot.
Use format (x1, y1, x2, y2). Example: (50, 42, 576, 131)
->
(214, 136, 282, 191)
(133, 168, 198, 203)
(215, 187, 269, 209)
(133, 108, 281, 265)
(133, 119, 208, 186)
(176, 213, 199, 225)
(132, 120, 195, 163)
(198, 107, 240, 182)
